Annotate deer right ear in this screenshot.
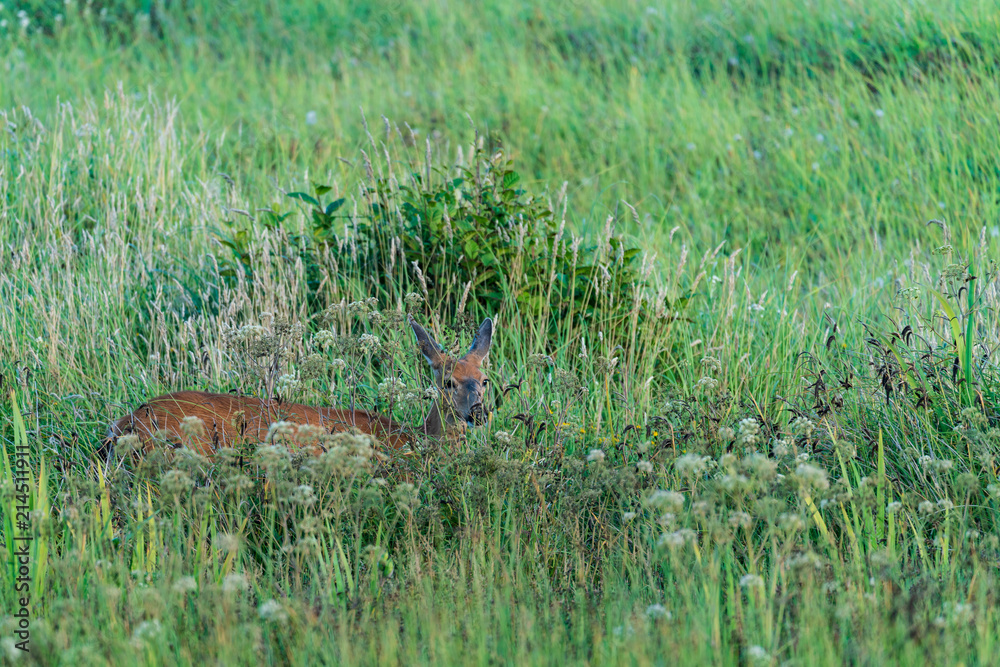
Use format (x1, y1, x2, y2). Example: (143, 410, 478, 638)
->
(409, 316, 444, 368)
(465, 317, 493, 362)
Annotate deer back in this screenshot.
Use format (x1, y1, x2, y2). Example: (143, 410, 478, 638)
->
(108, 391, 410, 457)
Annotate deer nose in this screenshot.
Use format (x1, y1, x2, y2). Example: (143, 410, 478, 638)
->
(469, 403, 487, 426)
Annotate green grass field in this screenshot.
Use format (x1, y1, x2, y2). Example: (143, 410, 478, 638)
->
(2, 1, 999, 664)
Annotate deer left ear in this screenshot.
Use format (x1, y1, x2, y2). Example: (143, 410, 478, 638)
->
(410, 315, 445, 369)
(465, 318, 493, 362)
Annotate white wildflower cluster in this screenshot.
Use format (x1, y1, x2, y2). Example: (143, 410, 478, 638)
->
(737, 418, 760, 447)
(934, 459, 954, 473)
(404, 292, 425, 308)
(275, 321, 305, 341)
(794, 463, 829, 492)
(494, 431, 512, 445)
(314, 330, 338, 351)
(646, 490, 685, 514)
(696, 376, 719, 392)
(257, 444, 293, 474)
(294, 424, 327, 447)
(528, 353, 554, 369)
(778, 513, 806, 533)
(215, 532, 241, 554)
(179, 415, 207, 440)
(309, 432, 377, 477)
(658, 528, 697, 549)
(275, 373, 301, 395)
(358, 333, 381, 353)
(700, 356, 722, 374)
(743, 453, 778, 481)
(223, 324, 265, 347)
(160, 469, 193, 497)
(587, 449, 606, 463)
(266, 421, 297, 442)
(718, 426, 736, 442)
(222, 573, 249, 594)
(636, 460, 654, 473)
(611, 623, 635, 641)
(790, 416, 815, 438)
(347, 297, 379, 314)
(595, 355, 619, 374)
(392, 482, 421, 512)
(645, 604, 672, 620)
(258, 599, 289, 623)
(290, 484, 317, 507)
(377, 376, 406, 401)
(918, 455, 953, 474)
(729, 511, 752, 529)
(172, 576, 198, 595)
(131, 619, 163, 645)
(739, 574, 764, 589)
(115, 433, 142, 454)
(675, 453, 711, 477)
(720, 472, 750, 492)
(960, 407, 988, 429)
(772, 437, 792, 458)
(785, 551, 824, 572)
(747, 646, 770, 665)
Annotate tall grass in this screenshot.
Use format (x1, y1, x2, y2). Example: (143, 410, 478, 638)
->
(1, 1, 1000, 665)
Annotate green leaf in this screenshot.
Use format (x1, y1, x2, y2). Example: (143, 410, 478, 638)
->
(325, 198, 346, 215)
(288, 192, 321, 207)
(502, 170, 521, 188)
(464, 238, 480, 258)
(313, 183, 332, 197)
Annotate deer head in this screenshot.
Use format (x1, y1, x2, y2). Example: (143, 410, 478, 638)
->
(410, 315, 493, 431)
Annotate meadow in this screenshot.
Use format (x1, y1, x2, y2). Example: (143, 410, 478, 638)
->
(1, 0, 999, 664)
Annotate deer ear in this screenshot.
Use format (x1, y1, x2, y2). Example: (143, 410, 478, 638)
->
(465, 318, 493, 362)
(410, 316, 444, 368)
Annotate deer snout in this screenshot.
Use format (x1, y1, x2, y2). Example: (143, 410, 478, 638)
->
(468, 402, 487, 426)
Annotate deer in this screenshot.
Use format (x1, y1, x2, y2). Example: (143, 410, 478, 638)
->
(106, 316, 493, 458)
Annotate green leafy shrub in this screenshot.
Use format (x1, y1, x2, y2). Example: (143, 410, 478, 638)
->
(214, 144, 658, 335)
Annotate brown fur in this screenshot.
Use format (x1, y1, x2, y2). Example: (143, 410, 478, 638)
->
(107, 316, 495, 459)
(108, 391, 414, 457)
